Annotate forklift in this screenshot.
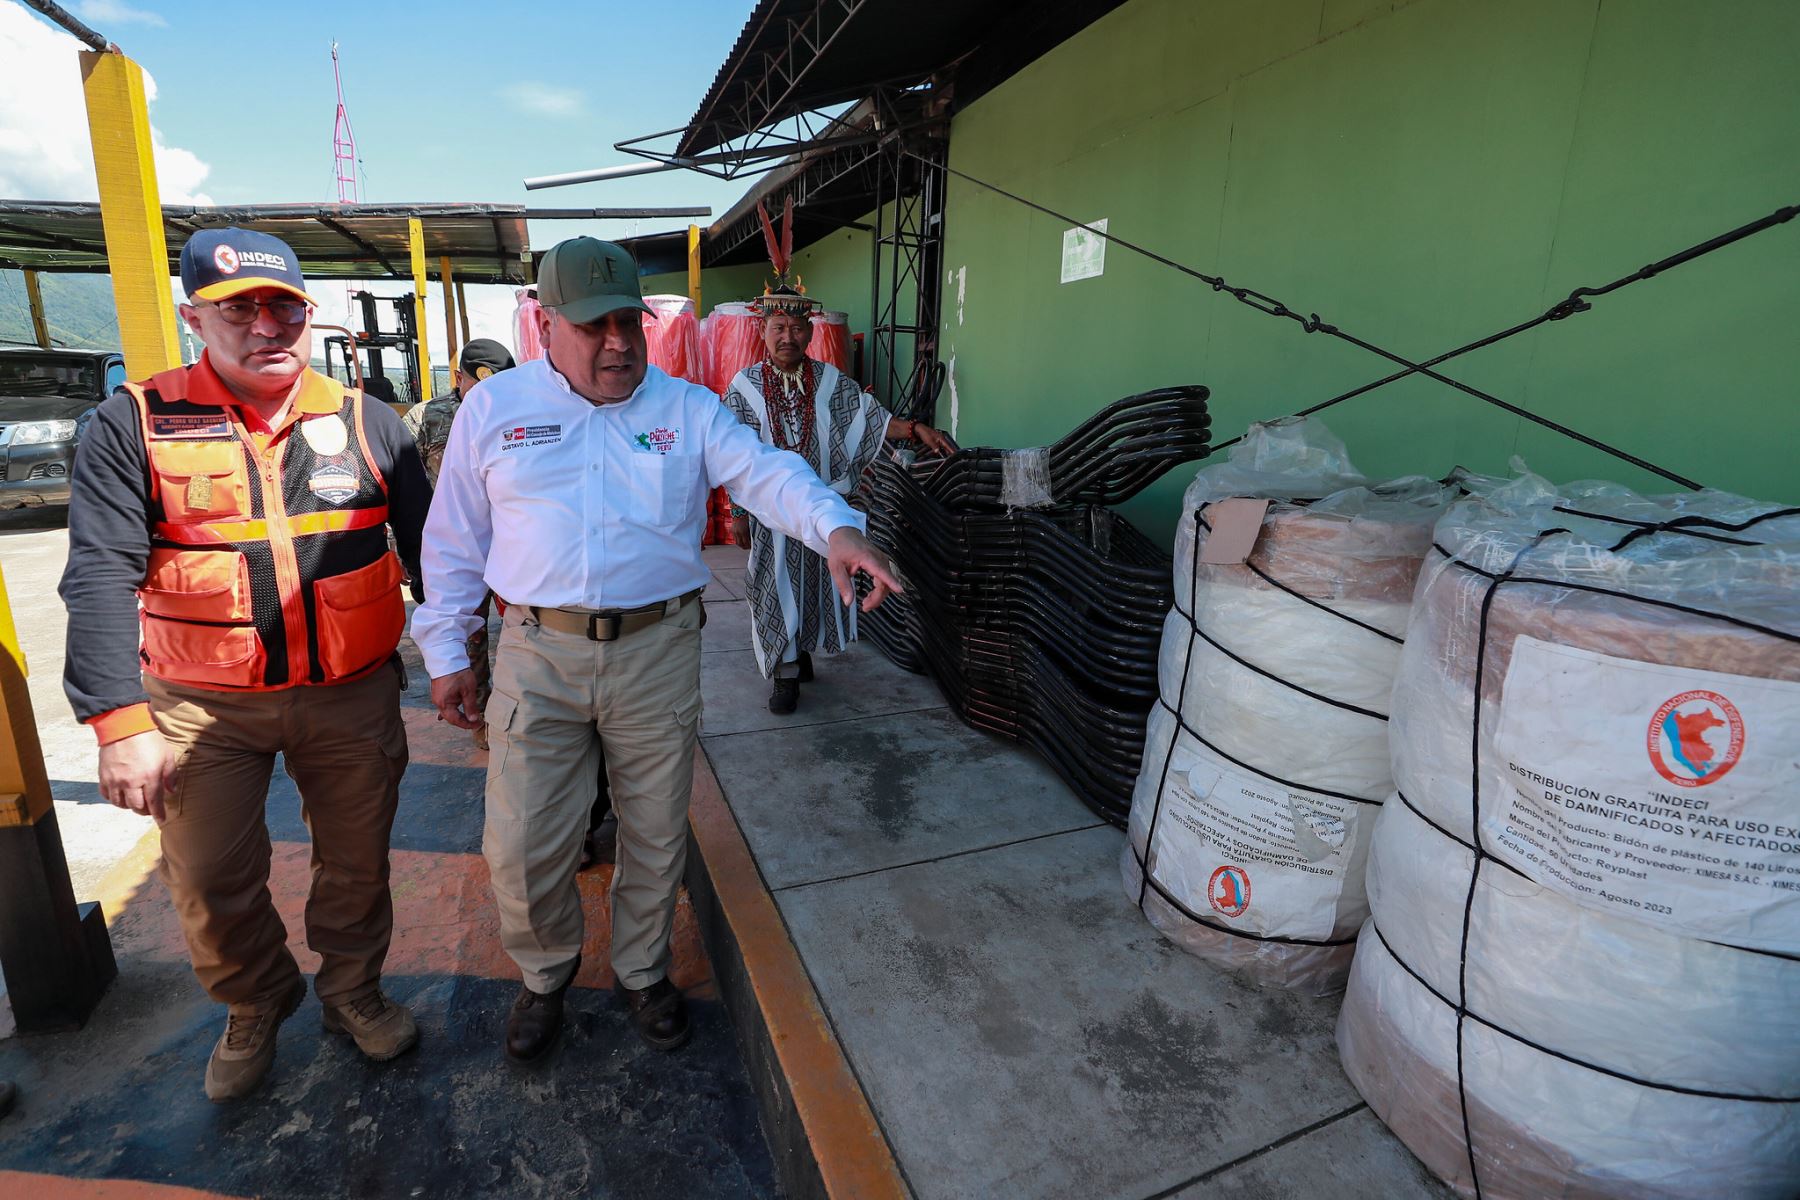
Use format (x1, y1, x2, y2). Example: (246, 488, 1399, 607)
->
(320, 290, 426, 415)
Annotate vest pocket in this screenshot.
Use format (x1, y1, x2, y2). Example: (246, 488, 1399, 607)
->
(141, 613, 266, 687)
(152, 441, 248, 523)
(139, 548, 253, 623)
(314, 552, 405, 680)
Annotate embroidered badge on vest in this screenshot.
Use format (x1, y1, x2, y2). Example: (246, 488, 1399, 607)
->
(308, 461, 360, 505)
(185, 475, 213, 509)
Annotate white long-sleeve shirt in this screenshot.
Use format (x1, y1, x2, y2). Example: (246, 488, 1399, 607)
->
(411, 358, 865, 678)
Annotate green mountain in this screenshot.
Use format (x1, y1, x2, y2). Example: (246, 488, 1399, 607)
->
(0, 271, 126, 351)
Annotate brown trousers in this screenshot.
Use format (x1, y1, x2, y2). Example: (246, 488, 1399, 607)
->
(147, 664, 407, 1007)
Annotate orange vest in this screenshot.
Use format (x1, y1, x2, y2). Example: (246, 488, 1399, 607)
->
(124, 365, 404, 691)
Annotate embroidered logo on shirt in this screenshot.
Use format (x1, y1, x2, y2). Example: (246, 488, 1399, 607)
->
(149, 414, 232, 439)
(307, 462, 360, 505)
(634, 426, 681, 454)
(500, 424, 563, 451)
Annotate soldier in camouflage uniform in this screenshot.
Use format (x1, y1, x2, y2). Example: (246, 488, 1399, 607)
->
(404, 340, 516, 743)
(404, 339, 515, 485)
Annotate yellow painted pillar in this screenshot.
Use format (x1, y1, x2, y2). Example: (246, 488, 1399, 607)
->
(23, 270, 52, 349)
(0, 558, 117, 1031)
(408, 218, 431, 402)
(687, 224, 702, 312)
(0, 561, 44, 830)
(456, 280, 471, 343)
(80, 49, 181, 379)
(439, 256, 459, 371)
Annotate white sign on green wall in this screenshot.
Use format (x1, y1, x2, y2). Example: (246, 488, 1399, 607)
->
(1061, 218, 1108, 283)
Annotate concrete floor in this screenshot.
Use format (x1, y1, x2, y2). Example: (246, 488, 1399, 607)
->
(695, 547, 1451, 1200)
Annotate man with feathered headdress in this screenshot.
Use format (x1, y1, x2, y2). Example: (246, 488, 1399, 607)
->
(723, 200, 956, 713)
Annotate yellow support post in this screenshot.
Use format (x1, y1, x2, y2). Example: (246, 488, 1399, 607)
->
(23, 269, 52, 349)
(456, 280, 471, 343)
(439, 255, 459, 372)
(80, 49, 181, 379)
(687, 224, 702, 312)
(408, 218, 431, 403)
(0, 561, 42, 830)
(0, 559, 117, 1031)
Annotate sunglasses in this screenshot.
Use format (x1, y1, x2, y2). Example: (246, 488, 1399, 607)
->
(200, 297, 312, 326)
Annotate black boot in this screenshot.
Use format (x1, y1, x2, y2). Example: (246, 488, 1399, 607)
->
(505, 953, 579, 1063)
(616, 977, 691, 1052)
(769, 676, 799, 714)
(796, 651, 814, 682)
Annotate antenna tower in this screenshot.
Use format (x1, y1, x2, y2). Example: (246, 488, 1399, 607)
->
(331, 42, 360, 204)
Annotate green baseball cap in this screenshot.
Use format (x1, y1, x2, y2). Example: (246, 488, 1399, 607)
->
(537, 237, 653, 324)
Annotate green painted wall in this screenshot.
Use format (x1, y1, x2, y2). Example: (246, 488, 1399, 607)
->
(938, 0, 1800, 542)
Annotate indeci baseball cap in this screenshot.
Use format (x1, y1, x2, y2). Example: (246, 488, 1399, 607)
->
(536, 237, 652, 325)
(180, 227, 315, 304)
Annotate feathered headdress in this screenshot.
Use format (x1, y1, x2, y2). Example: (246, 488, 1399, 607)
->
(750, 196, 821, 318)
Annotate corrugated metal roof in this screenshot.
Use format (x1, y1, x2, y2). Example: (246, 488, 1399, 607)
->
(677, 0, 1127, 158)
(0, 202, 709, 283)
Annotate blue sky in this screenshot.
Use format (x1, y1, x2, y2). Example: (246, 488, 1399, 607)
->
(73, 0, 758, 235)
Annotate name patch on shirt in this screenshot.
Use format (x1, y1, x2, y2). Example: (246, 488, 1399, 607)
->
(149, 414, 232, 440)
(634, 426, 681, 454)
(500, 424, 563, 451)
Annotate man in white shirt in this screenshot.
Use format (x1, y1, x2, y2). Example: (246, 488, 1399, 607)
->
(413, 238, 900, 1062)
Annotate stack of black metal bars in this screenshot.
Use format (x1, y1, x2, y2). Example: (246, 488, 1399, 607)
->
(857, 386, 1211, 825)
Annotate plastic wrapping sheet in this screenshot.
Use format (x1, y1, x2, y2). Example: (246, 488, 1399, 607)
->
(513, 288, 544, 362)
(1000, 447, 1054, 508)
(813, 310, 852, 375)
(642, 294, 702, 384)
(1123, 419, 1449, 994)
(702, 301, 762, 395)
(1341, 476, 1800, 1197)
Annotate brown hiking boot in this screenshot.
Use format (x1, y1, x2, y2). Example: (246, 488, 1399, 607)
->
(322, 988, 420, 1061)
(204, 977, 306, 1102)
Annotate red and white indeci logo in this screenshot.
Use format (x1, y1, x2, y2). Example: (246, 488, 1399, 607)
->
(1207, 865, 1251, 919)
(213, 244, 241, 274)
(1647, 689, 1745, 788)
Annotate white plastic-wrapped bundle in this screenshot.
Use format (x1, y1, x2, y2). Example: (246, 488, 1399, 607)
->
(1338, 474, 1800, 1198)
(1122, 419, 1451, 994)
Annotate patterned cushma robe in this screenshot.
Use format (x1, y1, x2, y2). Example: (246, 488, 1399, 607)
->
(722, 357, 889, 677)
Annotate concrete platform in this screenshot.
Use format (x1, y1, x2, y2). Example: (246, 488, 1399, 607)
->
(690, 547, 1452, 1200)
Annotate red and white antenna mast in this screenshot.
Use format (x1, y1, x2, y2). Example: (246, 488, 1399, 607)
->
(331, 41, 360, 204)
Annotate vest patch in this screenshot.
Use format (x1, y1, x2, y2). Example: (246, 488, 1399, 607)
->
(308, 462, 360, 504)
(301, 413, 349, 457)
(150, 414, 232, 439)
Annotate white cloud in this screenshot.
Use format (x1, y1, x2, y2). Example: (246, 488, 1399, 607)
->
(0, 3, 211, 203)
(73, 0, 166, 27)
(499, 82, 586, 118)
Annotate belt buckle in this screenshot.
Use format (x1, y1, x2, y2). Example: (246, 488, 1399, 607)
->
(586, 613, 622, 642)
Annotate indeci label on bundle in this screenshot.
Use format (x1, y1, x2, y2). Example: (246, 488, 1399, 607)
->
(1490, 636, 1800, 954)
(1147, 742, 1358, 941)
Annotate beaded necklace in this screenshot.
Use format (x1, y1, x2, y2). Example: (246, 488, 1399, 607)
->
(761, 356, 818, 461)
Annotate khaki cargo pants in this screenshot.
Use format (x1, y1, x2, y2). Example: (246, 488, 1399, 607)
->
(147, 663, 407, 1007)
(483, 597, 702, 993)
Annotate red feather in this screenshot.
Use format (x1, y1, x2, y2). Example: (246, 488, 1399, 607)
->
(757, 201, 789, 277)
(780, 197, 794, 272)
